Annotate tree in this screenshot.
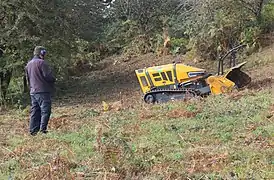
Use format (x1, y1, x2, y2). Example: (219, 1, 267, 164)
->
(104, 0, 181, 55)
(171, 0, 271, 60)
(0, 0, 107, 103)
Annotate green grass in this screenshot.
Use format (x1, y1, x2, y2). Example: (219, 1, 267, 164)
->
(1, 89, 273, 179)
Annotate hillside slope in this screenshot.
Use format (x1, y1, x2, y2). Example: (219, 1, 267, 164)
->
(55, 45, 274, 108)
(0, 45, 273, 179)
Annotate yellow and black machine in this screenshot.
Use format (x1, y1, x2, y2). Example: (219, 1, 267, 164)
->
(135, 44, 251, 103)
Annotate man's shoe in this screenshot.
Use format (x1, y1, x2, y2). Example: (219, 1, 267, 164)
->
(40, 130, 48, 134)
(30, 131, 38, 136)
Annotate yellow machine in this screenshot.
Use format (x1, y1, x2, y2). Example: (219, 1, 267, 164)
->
(135, 45, 251, 103)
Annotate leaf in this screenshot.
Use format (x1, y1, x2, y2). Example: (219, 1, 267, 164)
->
(102, 101, 109, 111)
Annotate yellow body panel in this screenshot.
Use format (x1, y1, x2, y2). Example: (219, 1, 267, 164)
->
(135, 63, 206, 94)
(145, 64, 175, 87)
(135, 69, 152, 94)
(175, 64, 205, 82)
(206, 76, 235, 95)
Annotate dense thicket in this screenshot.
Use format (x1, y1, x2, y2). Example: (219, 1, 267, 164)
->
(1, 0, 274, 104)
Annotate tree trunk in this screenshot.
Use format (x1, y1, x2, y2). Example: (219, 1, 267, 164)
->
(0, 70, 12, 101)
(23, 75, 28, 93)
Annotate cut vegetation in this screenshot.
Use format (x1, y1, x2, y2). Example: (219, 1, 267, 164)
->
(0, 44, 274, 180)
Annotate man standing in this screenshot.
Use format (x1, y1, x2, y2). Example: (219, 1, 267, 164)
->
(26, 46, 56, 136)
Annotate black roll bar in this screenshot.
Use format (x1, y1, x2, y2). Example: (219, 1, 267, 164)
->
(217, 44, 247, 75)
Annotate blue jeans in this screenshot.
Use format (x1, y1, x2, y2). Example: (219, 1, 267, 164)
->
(29, 93, 52, 134)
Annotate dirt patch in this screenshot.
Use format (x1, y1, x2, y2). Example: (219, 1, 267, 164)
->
(55, 53, 187, 107)
(247, 77, 274, 90)
(245, 61, 274, 92)
(228, 89, 256, 101)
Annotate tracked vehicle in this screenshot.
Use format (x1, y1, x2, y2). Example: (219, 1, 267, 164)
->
(135, 44, 251, 103)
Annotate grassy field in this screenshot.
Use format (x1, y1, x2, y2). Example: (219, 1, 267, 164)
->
(0, 46, 274, 179)
(0, 90, 273, 179)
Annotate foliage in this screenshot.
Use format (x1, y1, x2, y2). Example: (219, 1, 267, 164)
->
(0, 0, 107, 104)
(169, 37, 189, 55)
(1, 0, 274, 105)
(104, 0, 181, 55)
(260, 1, 274, 32)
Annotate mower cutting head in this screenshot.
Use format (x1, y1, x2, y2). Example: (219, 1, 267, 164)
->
(224, 61, 251, 89)
(206, 61, 251, 95)
(207, 44, 252, 94)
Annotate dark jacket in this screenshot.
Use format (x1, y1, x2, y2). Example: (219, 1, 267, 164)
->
(25, 56, 56, 94)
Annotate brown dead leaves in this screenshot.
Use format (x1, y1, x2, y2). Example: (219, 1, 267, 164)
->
(48, 113, 87, 132)
(243, 124, 273, 148)
(25, 154, 78, 180)
(139, 111, 155, 120)
(48, 114, 76, 132)
(122, 123, 142, 137)
(110, 101, 124, 111)
(102, 101, 124, 112)
(6, 139, 68, 159)
(186, 151, 229, 174)
(4, 138, 75, 175)
(266, 104, 274, 120)
(166, 109, 198, 119)
(243, 135, 273, 148)
(49, 115, 70, 129)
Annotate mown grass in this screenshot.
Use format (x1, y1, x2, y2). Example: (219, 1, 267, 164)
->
(0, 88, 273, 179)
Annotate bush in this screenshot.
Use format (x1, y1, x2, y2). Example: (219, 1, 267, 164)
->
(261, 2, 274, 32)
